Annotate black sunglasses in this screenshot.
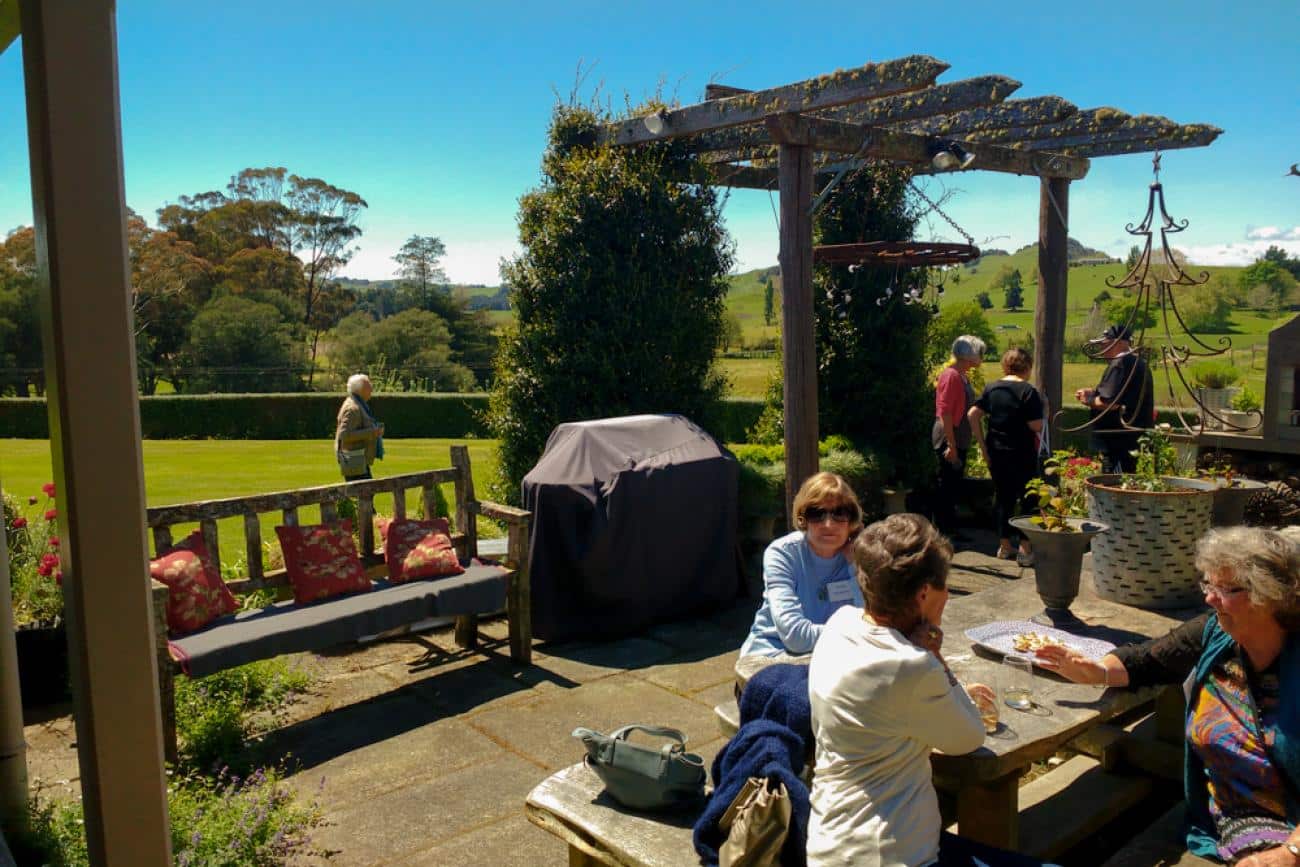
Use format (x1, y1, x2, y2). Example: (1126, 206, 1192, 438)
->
(804, 505, 856, 524)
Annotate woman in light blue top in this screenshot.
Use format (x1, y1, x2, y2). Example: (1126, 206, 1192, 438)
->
(740, 472, 865, 657)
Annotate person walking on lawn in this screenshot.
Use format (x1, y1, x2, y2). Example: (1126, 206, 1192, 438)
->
(335, 374, 385, 481)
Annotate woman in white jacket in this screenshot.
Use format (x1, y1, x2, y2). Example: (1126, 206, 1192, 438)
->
(806, 513, 1047, 867)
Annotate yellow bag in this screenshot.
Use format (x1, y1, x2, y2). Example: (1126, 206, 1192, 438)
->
(719, 776, 791, 867)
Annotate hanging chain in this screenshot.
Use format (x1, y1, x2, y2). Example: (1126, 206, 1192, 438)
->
(908, 180, 975, 247)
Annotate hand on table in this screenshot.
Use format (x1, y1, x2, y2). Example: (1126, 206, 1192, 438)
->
(1235, 846, 1300, 867)
(1033, 644, 1104, 684)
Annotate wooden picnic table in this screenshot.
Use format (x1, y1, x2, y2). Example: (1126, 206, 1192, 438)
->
(527, 575, 1201, 864)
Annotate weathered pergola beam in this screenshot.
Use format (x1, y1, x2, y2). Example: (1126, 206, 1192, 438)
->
(1054, 124, 1223, 158)
(0, 0, 18, 54)
(761, 114, 1090, 179)
(688, 75, 1022, 156)
(599, 55, 950, 146)
(962, 107, 1169, 144)
(899, 96, 1079, 136)
(1008, 122, 1184, 152)
(819, 75, 1021, 126)
(704, 83, 752, 100)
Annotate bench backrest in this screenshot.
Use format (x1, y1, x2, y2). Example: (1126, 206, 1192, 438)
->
(146, 446, 480, 594)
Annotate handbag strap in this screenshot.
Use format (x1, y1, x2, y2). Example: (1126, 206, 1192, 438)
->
(609, 724, 688, 747)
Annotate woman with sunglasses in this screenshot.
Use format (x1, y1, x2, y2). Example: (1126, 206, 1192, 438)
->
(1035, 527, 1300, 867)
(739, 472, 864, 657)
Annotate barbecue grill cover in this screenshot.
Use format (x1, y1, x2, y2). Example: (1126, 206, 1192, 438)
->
(521, 414, 739, 641)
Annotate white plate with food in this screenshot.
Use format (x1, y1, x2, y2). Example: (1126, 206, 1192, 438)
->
(963, 621, 1116, 664)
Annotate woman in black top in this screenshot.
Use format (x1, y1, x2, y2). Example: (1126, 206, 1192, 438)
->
(968, 348, 1044, 565)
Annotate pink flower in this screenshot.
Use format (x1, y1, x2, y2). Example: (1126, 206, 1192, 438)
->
(47, 537, 59, 547)
(53, 571, 62, 586)
(36, 562, 51, 577)
(40, 553, 59, 568)
(44, 509, 57, 521)
(41, 482, 55, 497)
(11, 517, 27, 529)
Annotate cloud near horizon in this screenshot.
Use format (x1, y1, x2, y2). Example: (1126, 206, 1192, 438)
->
(1246, 226, 1300, 242)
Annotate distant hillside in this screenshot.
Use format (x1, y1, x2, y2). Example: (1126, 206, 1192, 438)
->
(1007, 237, 1116, 263)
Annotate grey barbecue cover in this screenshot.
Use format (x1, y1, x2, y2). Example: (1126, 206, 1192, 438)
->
(522, 414, 739, 642)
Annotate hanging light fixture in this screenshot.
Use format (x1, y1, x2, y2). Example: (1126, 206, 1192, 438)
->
(929, 140, 976, 172)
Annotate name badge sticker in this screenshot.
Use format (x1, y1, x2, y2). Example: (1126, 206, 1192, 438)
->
(825, 580, 855, 603)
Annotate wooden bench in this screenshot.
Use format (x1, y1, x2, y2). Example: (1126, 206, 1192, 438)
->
(147, 445, 531, 760)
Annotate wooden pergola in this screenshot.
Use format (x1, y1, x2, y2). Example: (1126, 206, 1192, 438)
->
(599, 57, 1220, 509)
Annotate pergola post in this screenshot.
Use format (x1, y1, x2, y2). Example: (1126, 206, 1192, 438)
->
(20, 0, 172, 863)
(775, 138, 819, 516)
(1034, 177, 1070, 429)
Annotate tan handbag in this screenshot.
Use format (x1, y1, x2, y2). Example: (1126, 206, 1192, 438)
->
(718, 777, 791, 867)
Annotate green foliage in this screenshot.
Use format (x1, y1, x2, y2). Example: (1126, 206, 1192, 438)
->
(763, 281, 775, 326)
(975, 291, 993, 310)
(331, 308, 474, 392)
(175, 658, 311, 775)
(1180, 281, 1234, 332)
(1189, 361, 1242, 389)
(1263, 245, 1300, 280)
(809, 166, 932, 487)
(1232, 386, 1262, 413)
(1102, 297, 1157, 331)
(1122, 424, 1184, 490)
(5, 484, 64, 626)
(1124, 245, 1141, 271)
(1026, 451, 1102, 531)
(392, 235, 448, 294)
(1239, 259, 1297, 311)
(179, 296, 304, 393)
(925, 301, 998, 367)
(14, 766, 329, 867)
(995, 266, 1025, 310)
(731, 438, 882, 518)
(1093, 289, 1112, 306)
(719, 312, 744, 352)
(487, 102, 733, 502)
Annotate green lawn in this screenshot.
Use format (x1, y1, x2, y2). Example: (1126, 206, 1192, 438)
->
(3, 439, 503, 569)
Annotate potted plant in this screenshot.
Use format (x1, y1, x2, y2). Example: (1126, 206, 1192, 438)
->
(1221, 386, 1263, 432)
(1197, 456, 1269, 526)
(1190, 361, 1242, 431)
(4, 484, 71, 708)
(1010, 452, 1109, 625)
(1086, 426, 1216, 609)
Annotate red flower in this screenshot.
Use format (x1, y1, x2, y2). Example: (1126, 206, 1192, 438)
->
(11, 517, 27, 529)
(53, 570, 63, 586)
(36, 562, 51, 577)
(48, 537, 60, 547)
(40, 553, 59, 568)
(41, 482, 55, 497)
(44, 509, 57, 521)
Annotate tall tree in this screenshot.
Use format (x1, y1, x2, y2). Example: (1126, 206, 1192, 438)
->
(0, 228, 41, 395)
(487, 103, 733, 501)
(763, 278, 775, 327)
(393, 235, 448, 303)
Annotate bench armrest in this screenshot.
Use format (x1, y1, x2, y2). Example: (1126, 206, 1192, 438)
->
(473, 499, 530, 525)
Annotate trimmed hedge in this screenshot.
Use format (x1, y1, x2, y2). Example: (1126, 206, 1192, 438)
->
(0, 394, 766, 442)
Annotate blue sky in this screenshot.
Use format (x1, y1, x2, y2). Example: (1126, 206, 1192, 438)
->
(1, 1, 1297, 284)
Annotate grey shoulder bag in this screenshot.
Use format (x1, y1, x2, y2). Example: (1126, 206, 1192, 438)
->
(572, 724, 706, 811)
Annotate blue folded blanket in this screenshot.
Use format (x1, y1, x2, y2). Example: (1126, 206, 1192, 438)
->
(693, 663, 812, 866)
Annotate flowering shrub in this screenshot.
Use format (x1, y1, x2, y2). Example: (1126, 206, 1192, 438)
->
(1025, 451, 1102, 532)
(1122, 424, 1182, 492)
(4, 484, 65, 626)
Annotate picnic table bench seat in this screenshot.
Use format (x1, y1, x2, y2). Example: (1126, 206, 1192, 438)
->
(1100, 803, 1216, 867)
(148, 445, 531, 761)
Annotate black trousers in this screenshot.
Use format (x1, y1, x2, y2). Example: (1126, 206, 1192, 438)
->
(1092, 433, 1140, 474)
(988, 450, 1038, 542)
(933, 445, 968, 535)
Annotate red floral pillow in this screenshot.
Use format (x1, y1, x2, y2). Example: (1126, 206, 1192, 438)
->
(376, 517, 465, 583)
(149, 530, 239, 635)
(275, 521, 372, 604)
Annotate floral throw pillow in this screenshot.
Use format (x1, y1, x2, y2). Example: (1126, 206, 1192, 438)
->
(376, 517, 465, 584)
(275, 521, 372, 604)
(149, 530, 239, 635)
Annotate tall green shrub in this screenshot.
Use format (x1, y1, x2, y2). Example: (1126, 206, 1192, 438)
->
(814, 167, 934, 487)
(487, 103, 734, 500)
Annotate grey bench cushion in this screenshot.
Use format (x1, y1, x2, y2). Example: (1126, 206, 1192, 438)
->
(168, 563, 508, 677)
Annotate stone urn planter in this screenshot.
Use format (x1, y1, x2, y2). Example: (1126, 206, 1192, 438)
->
(1207, 477, 1270, 527)
(1085, 475, 1215, 609)
(881, 487, 910, 515)
(1009, 516, 1110, 626)
(15, 621, 71, 708)
(1196, 387, 1239, 431)
(1220, 409, 1261, 432)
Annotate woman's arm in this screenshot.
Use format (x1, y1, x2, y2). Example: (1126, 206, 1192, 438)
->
(763, 543, 821, 655)
(968, 405, 989, 464)
(906, 655, 986, 754)
(1036, 612, 1210, 688)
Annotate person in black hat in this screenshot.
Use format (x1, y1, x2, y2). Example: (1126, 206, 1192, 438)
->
(1074, 324, 1154, 473)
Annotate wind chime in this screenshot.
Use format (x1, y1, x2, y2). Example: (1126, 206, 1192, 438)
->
(813, 180, 981, 317)
(1069, 152, 1260, 436)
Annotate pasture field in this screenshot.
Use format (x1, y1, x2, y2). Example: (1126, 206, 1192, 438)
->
(2, 438, 503, 569)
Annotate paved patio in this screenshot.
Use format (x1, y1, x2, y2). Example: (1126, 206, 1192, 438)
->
(22, 540, 1024, 866)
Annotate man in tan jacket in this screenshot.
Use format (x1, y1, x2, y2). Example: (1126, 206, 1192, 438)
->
(336, 374, 384, 480)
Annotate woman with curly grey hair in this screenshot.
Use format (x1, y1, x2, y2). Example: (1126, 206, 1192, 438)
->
(1037, 526, 1300, 866)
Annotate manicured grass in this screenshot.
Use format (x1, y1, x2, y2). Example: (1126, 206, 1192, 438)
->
(719, 357, 778, 399)
(2, 439, 503, 569)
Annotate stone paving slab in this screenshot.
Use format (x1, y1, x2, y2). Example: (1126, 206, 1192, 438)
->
(402, 812, 569, 867)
